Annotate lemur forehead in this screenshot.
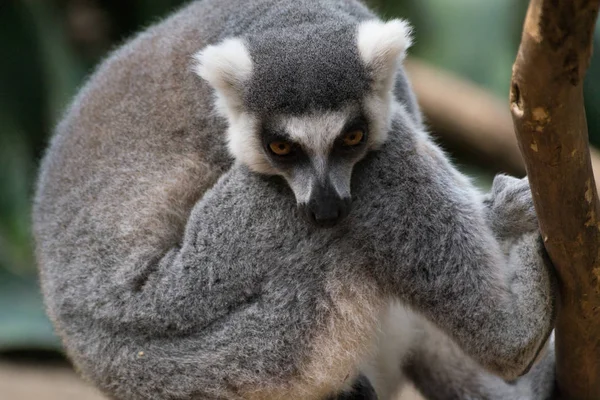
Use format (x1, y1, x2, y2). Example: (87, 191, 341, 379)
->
(243, 23, 371, 115)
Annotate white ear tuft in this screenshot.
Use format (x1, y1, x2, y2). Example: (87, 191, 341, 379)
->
(357, 19, 412, 92)
(193, 38, 253, 117)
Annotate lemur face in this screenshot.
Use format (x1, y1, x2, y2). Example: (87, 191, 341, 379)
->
(195, 19, 412, 227)
(258, 106, 368, 227)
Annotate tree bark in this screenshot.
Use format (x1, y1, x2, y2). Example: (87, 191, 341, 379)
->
(510, 1, 600, 399)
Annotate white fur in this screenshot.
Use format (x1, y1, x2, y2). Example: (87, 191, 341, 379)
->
(194, 39, 268, 173)
(357, 19, 412, 95)
(356, 19, 413, 148)
(281, 109, 354, 156)
(193, 38, 253, 118)
(226, 113, 276, 174)
(363, 94, 393, 148)
(287, 173, 314, 205)
(362, 302, 419, 399)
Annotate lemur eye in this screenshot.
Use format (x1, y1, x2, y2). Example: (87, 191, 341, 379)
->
(342, 130, 364, 146)
(269, 141, 293, 156)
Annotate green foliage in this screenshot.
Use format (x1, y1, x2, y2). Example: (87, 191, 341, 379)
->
(0, 0, 599, 351)
(0, 0, 190, 351)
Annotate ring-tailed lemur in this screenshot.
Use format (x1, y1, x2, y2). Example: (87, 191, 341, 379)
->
(33, 1, 556, 399)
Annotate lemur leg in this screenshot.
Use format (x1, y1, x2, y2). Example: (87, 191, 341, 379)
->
(403, 317, 556, 400)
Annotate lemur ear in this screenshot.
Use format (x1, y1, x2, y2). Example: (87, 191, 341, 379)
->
(193, 38, 253, 118)
(356, 19, 412, 95)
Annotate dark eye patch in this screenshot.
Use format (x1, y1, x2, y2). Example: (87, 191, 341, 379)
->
(340, 115, 369, 136)
(260, 123, 308, 166)
(333, 115, 369, 155)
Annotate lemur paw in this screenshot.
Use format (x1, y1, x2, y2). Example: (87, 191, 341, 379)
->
(484, 174, 538, 238)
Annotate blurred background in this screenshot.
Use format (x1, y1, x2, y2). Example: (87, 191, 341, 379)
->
(1, 0, 600, 398)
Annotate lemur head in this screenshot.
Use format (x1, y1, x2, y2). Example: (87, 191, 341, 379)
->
(194, 19, 412, 227)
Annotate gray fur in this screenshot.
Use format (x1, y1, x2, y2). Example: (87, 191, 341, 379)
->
(244, 25, 370, 114)
(404, 319, 556, 400)
(33, 1, 555, 399)
(217, 0, 374, 117)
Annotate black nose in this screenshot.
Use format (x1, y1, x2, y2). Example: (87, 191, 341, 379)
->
(300, 185, 351, 227)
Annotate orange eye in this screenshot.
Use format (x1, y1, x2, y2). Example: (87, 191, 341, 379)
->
(269, 141, 293, 156)
(342, 130, 364, 146)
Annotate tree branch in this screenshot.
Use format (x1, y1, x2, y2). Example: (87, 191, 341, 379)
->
(510, 1, 600, 398)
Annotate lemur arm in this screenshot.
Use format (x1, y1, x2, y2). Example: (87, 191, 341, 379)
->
(349, 132, 556, 380)
(400, 177, 557, 399)
(430, 176, 555, 380)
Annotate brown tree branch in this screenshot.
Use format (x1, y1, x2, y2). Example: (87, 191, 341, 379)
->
(510, 1, 600, 398)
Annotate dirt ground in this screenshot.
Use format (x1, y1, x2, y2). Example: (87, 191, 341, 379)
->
(0, 362, 105, 400)
(0, 361, 423, 400)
